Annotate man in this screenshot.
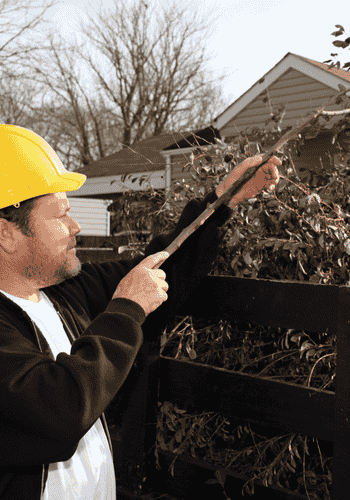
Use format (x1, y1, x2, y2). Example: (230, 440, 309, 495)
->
(0, 125, 280, 499)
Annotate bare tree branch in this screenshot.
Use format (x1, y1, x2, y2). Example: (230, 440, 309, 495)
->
(78, 0, 227, 147)
(0, 0, 58, 71)
(11, 0, 227, 170)
(0, 73, 45, 126)
(24, 32, 124, 170)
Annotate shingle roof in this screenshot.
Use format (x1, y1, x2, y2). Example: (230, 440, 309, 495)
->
(295, 53, 350, 83)
(78, 127, 220, 178)
(79, 132, 191, 178)
(164, 126, 220, 150)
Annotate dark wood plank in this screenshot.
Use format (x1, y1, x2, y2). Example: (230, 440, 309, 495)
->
(115, 483, 184, 500)
(110, 275, 349, 499)
(118, 342, 149, 493)
(155, 450, 309, 500)
(177, 275, 345, 335)
(159, 357, 334, 442)
(333, 286, 350, 500)
(119, 341, 159, 494)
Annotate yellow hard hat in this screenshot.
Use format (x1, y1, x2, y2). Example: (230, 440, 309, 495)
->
(0, 124, 87, 209)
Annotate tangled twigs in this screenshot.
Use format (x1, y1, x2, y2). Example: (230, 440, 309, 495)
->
(151, 87, 350, 270)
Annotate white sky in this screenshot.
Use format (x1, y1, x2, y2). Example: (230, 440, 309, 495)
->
(44, 0, 350, 111)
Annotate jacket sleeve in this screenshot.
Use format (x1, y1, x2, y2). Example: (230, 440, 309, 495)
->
(80, 189, 232, 340)
(0, 296, 145, 466)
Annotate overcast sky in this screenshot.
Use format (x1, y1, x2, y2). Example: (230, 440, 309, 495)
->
(45, 0, 350, 109)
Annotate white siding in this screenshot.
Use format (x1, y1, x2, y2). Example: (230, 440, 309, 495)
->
(66, 197, 112, 236)
(70, 170, 165, 197)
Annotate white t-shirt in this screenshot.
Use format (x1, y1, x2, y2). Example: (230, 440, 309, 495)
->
(1, 289, 116, 500)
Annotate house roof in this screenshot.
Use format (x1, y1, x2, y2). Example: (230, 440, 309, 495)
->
(163, 126, 220, 150)
(297, 54, 350, 84)
(214, 52, 350, 137)
(78, 132, 188, 179)
(78, 127, 220, 179)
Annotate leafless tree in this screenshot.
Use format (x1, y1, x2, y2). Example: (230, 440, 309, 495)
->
(16, 0, 228, 170)
(0, 73, 42, 125)
(78, 0, 229, 147)
(164, 73, 231, 133)
(0, 0, 57, 75)
(27, 34, 124, 171)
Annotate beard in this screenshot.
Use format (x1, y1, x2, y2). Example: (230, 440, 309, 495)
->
(20, 248, 82, 288)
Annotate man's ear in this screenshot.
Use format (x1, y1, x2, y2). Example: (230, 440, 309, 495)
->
(0, 219, 20, 254)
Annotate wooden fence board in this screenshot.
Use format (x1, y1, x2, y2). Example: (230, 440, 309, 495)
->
(154, 451, 309, 500)
(118, 343, 159, 494)
(159, 357, 334, 442)
(111, 275, 350, 499)
(176, 275, 343, 335)
(333, 286, 350, 499)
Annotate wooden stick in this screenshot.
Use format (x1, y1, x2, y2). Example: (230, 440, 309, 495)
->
(152, 88, 350, 269)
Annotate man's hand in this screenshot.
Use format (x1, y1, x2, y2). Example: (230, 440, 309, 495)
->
(113, 252, 169, 316)
(215, 155, 282, 209)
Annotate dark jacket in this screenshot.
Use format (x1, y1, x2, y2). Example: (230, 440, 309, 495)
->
(0, 190, 232, 498)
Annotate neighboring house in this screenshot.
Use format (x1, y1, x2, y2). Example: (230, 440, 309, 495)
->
(66, 197, 112, 236)
(69, 52, 350, 237)
(71, 127, 220, 235)
(214, 52, 350, 184)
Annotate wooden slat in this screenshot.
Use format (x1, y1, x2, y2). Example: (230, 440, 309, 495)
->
(333, 286, 350, 499)
(112, 275, 348, 499)
(118, 343, 160, 495)
(176, 275, 342, 334)
(159, 357, 334, 441)
(155, 450, 309, 500)
(115, 484, 183, 500)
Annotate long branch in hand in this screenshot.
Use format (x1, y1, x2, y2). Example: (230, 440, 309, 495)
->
(152, 151, 276, 269)
(151, 88, 350, 269)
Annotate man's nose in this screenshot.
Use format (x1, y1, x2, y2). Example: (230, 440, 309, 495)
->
(69, 217, 81, 236)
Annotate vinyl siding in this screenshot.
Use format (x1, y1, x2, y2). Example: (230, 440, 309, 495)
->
(221, 68, 342, 139)
(171, 153, 193, 186)
(66, 197, 112, 236)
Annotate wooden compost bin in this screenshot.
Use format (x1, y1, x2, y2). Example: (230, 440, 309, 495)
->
(111, 275, 350, 500)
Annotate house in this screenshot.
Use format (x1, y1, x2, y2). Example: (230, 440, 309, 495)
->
(213, 52, 350, 184)
(71, 127, 220, 235)
(69, 52, 350, 237)
(66, 197, 112, 236)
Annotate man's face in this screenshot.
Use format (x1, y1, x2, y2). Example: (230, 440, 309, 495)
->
(16, 192, 82, 288)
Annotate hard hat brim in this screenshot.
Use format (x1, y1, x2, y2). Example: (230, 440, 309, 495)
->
(0, 171, 87, 209)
